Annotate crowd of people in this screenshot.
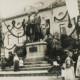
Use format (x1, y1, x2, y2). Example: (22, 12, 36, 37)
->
(48, 49, 80, 80)
(0, 12, 80, 80)
(1, 51, 23, 71)
(0, 32, 80, 80)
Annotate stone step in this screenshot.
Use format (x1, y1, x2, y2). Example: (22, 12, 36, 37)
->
(22, 63, 51, 68)
(9, 63, 51, 68)
(2, 66, 52, 71)
(26, 53, 45, 58)
(0, 76, 62, 80)
(0, 70, 60, 77)
(24, 61, 48, 65)
(20, 66, 52, 71)
(24, 57, 45, 62)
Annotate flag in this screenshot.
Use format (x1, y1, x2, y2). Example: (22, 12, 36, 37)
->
(65, 0, 79, 19)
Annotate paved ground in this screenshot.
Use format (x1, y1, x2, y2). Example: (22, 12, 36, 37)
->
(0, 76, 61, 80)
(0, 76, 79, 80)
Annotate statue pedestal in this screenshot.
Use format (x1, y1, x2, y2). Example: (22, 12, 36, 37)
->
(26, 42, 47, 61)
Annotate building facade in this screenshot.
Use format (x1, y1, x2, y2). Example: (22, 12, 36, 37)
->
(2, 0, 76, 58)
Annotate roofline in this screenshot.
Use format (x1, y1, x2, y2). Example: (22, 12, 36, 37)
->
(3, 3, 66, 21)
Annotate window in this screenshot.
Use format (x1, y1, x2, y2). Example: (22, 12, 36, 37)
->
(46, 19, 50, 28)
(8, 34, 13, 45)
(59, 24, 66, 35)
(17, 32, 23, 44)
(46, 19, 50, 34)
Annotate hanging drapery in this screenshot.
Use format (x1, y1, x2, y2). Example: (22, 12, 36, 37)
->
(4, 44, 16, 50)
(3, 21, 25, 38)
(68, 13, 72, 28)
(54, 11, 68, 21)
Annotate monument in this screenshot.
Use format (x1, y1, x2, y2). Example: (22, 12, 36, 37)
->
(25, 13, 47, 61)
(26, 41, 47, 61)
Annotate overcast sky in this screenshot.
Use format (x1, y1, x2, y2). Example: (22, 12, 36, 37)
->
(0, 0, 42, 18)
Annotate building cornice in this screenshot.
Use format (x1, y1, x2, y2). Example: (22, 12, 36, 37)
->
(3, 2, 66, 21)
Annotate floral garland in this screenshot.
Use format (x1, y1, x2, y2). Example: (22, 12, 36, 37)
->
(14, 25, 22, 29)
(3, 21, 25, 38)
(54, 11, 68, 21)
(69, 28, 76, 37)
(4, 40, 27, 50)
(8, 25, 14, 31)
(4, 44, 16, 50)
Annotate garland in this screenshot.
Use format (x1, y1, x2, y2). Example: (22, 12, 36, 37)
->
(4, 40, 27, 50)
(14, 25, 22, 29)
(69, 28, 76, 37)
(4, 44, 16, 50)
(4, 21, 25, 38)
(54, 11, 68, 21)
(8, 26, 14, 31)
(69, 18, 76, 37)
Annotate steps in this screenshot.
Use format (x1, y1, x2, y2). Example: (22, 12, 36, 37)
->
(0, 76, 62, 80)
(0, 57, 54, 76)
(0, 56, 61, 77)
(0, 71, 59, 77)
(3, 66, 52, 71)
(24, 61, 48, 65)
(2, 58, 52, 71)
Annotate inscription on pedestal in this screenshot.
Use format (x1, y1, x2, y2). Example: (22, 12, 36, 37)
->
(26, 42, 47, 59)
(29, 47, 37, 53)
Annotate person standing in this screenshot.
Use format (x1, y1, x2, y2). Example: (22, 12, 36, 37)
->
(64, 51, 75, 80)
(1, 52, 6, 70)
(8, 51, 14, 67)
(76, 52, 80, 79)
(72, 50, 78, 75)
(19, 57, 23, 67)
(61, 51, 68, 80)
(13, 53, 19, 71)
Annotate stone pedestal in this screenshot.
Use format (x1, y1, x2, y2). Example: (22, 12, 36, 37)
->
(26, 42, 47, 60)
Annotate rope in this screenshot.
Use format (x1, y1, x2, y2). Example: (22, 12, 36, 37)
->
(69, 18, 77, 37)
(3, 21, 25, 38)
(14, 25, 22, 29)
(69, 28, 76, 37)
(4, 44, 16, 50)
(54, 11, 68, 21)
(8, 26, 14, 31)
(4, 40, 27, 50)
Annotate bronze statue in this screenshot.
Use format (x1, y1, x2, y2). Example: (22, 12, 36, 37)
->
(34, 13, 41, 41)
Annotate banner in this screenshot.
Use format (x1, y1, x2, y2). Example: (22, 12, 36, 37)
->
(65, 0, 79, 19)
